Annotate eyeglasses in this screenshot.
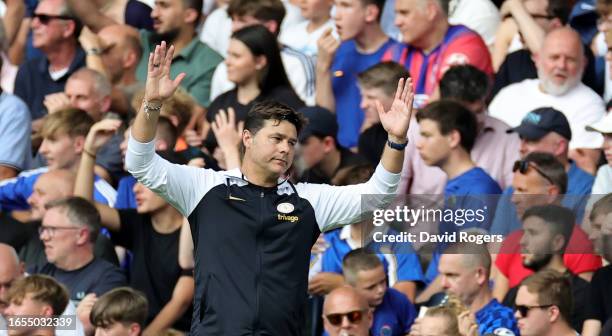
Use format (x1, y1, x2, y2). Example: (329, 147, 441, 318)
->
(325, 310, 366, 326)
(515, 304, 554, 317)
(33, 13, 75, 25)
(512, 160, 555, 185)
(38, 225, 81, 238)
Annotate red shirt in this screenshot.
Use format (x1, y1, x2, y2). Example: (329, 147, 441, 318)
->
(382, 25, 492, 108)
(495, 226, 602, 288)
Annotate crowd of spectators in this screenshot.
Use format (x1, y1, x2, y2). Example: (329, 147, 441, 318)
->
(0, 0, 611, 335)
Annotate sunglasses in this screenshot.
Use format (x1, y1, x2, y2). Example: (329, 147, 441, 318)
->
(512, 160, 555, 185)
(325, 310, 366, 326)
(33, 13, 75, 25)
(515, 304, 553, 317)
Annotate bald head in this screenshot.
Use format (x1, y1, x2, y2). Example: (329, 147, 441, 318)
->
(97, 25, 142, 84)
(324, 286, 369, 315)
(28, 170, 75, 221)
(323, 286, 372, 336)
(0, 244, 23, 313)
(536, 27, 586, 96)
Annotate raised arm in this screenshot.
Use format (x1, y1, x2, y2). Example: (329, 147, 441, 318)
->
(75, 119, 122, 231)
(126, 42, 220, 217)
(300, 79, 414, 232)
(315, 28, 339, 112)
(131, 42, 185, 142)
(65, 0, 117, 33)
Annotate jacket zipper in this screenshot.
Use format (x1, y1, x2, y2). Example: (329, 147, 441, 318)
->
(253, 190, 265, 331)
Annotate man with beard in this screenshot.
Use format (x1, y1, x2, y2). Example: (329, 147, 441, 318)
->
(583, 194, 612, 336)
(489, 27, 605, 174)
(502, 204, 591, 333)
(66, 0, 224, 114)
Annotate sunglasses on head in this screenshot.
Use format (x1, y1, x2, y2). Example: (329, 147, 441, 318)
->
(33, 13, 75, 24)
(512, 160, 555, 185)
(325, 310, 366, 326)
(515, 304, 553, 318)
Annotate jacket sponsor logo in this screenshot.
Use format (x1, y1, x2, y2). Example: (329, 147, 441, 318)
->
(277, 202, 294, 214)
(278, 214, 299, 223)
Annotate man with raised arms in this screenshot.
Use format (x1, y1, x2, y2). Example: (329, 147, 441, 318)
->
(126, 41, 414, 335)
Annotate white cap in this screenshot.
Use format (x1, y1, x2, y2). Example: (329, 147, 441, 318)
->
(586, 113, 612, 134)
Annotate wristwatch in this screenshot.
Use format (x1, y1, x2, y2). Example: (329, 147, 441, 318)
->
(387, 138, 408, 150)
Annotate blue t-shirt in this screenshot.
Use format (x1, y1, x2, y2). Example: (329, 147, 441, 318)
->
(0, 92, 31, 172)
(321, 227, 424, 284)
(331, 38, 399, 148)
(371, 288, 417, 336)
(489, 162, 594, 236)
(475, 299, 519, 336)
(425, 167, 501, 283)
(115, 175, 138, 209)
(0, 167, 117, 211)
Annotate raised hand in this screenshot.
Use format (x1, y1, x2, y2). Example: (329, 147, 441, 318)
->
(212, 108, 244, 151)
(43, 92, 71, 114)
(84, 119, 122, 154)
(145, 41, 186, 103)
(316, 28, 340, 72)
(377, 78, 414, 142)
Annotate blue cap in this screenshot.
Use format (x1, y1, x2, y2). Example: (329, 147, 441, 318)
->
(507, 107, 572, 140)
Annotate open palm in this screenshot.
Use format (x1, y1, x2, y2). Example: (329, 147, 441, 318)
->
(145, 41, 186, 102)
(377, 78, 414, 141)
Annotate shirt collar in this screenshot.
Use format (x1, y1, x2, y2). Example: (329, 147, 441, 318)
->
(175, 37, 199, 60)
(37, 47, 86, 79)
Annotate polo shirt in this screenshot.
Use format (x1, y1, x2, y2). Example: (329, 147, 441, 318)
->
(331, 38, 399, 148)
(321, 225, 425, 285)
(136, 31, 223, 108)
(14, 47, 86, 120)
(475, 299, 519, 336)
(371, 288, 416, 336)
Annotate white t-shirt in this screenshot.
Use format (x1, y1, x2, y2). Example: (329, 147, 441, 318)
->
(489, 79, 606, 149)
(448, 0, 500, 47)
(199, 6, 232, 58)
(279, 19, 335, 57)
(210, 47, 316, 105)
(592, 164, 612, 195)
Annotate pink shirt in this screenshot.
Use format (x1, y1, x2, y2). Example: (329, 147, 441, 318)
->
(399, 115, 520, 194)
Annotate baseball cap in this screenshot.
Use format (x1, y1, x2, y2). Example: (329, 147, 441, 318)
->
(298, 106, 338, 143)
(507, 107, 572, 141)
(585, 113, 612, 134)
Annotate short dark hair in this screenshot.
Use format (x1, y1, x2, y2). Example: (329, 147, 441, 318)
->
(522, 204, 575, 253)
(90, 287, 148, 329)
(590, 193, 612, 222)
(342, 248, 383, 285)
(521, 269, 573, 325)
(244, 101, 307, 136)
(182, 0, 204, 23)
(416, 100, 478, 152)
(547, 0, 573, 25)
(597, 0, 612, 16)
(357, 61, 410, 97)
(332, 163, 374, 186)
(7, 275, 69, 316)
(228, 0, 286, 30)
(522, 152, 568, 194)
(359, 0, 386, 21)
(45, 197, 101, 243)
(440, 65, 490, 103)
